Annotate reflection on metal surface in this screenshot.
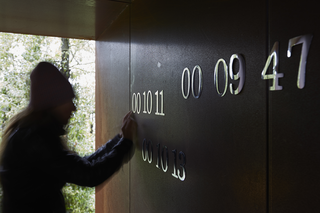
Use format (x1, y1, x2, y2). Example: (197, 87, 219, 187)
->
(287, 34, 313, 89)
(191, 65, 203, 99)
(147, 90, 152, 114)
(136, 93, 141, 113)
(142, 139, 147, 161)
(214, 59, 228, 97)
(156, 143, 160, 169)
(132, 93, 136, 113)
(143, 91, 153, 114)
(143, 92, 147, 114)
(155, 90, 159, 115)
(132, 92, 142, 113)
(178, 151, 186, 181)
(229, 54, 245, 95)
(141, 139, 153, 163)
(161, 145, 169, 172)
(132, 90, 164, 116)
(181, 67, 190, 99)
(155, 90, 165, 116)
(172, 149, 179, 179)
(147, 140, 153, 163)
(261, 42, 284, 91)
(143, 139, 186, 181)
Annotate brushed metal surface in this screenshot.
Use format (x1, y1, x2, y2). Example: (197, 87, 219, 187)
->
(269, 0, 320, 212)
(3, 0, 317, 212)
(95, 6, 131, 213)
(130, 0, 267, 212)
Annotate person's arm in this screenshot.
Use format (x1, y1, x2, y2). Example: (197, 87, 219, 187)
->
(84, 111, 137, 162)
(50, 111, 136, 187)
(84, 134, 122, 162)
(49, 137, 132, 187)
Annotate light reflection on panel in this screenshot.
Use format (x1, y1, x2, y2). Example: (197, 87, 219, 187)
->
(130, 0, 267, 212)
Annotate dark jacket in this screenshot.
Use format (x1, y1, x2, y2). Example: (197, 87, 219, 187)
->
(0, 122, 132, 213)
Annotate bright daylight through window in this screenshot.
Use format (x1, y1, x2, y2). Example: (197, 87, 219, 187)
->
(0, 33, 95, 212)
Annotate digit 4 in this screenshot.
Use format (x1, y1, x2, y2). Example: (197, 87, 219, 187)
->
(261, 42, 284, 91)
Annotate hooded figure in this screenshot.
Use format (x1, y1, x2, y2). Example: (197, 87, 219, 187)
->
(0, 62, 135, 213)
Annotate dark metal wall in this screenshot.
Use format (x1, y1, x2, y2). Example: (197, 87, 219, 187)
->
(96, 0, 320, 212)
(268, 1, 320, 212)
(95, 5, 130, 213)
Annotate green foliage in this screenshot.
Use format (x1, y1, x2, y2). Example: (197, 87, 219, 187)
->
(0, 33, 95, 212)
(63, 183, 95, 213)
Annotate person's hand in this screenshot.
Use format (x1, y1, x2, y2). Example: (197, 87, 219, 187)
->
(121, 111, 137, 141)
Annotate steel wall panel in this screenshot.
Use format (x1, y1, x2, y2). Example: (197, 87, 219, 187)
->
(95, 5, 131, 213)
(269, 0, 320, 212)
(130, 0, 267, 212)
(95, 0, 320, 212)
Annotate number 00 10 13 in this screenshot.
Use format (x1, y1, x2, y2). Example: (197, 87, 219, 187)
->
(142, 139, 186, 181)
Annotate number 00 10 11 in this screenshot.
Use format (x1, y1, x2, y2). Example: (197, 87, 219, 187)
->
(132, 90, 165, 116)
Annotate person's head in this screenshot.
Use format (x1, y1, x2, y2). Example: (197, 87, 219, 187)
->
(0, 62, 76, 165)
(29, 62, 76, 125)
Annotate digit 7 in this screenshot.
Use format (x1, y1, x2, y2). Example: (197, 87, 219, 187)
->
(287, 34, 313, 89)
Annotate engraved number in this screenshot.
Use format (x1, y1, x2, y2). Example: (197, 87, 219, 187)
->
(214, 59, 228, 97)
(181, 68, 190, 99)
(131, 93, 141, 113)
(145, 140, 186, 181)
(143, 90, 152, 114)
(191, 65, 203, 98)
(287, 34, 313, 89)
(142, 139, 147, 161)
(229, 54, 245, 95)
(182, 65, 203, 99)
(261, 42, 284, 91)
(155, 143, 168, 172)
(142, 139, 153, 163)
(132, 93, 136, 113)
(178, 151, 186, 181)
(133, 90, 163, 116)
(155, 90, 165, 116)
(160, 145, 169, 172)
(136, 93, 141, 113)
(143, 92, 147, 114)
(171, 149, 178, 178)
(156, 143, 160, 169)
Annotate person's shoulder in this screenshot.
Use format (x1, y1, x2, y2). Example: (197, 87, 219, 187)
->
(12, 124, 61, 157)
(13, 124, 48, 143)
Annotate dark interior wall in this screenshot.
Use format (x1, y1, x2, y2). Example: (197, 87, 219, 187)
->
(130, 0, 267, 212)
(268, 1, 320, 212)
(95, 0, 320, 212)
(95, 5, 131, 213)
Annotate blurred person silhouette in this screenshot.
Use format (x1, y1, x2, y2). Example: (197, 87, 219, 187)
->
(0, 62, 136, 212)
